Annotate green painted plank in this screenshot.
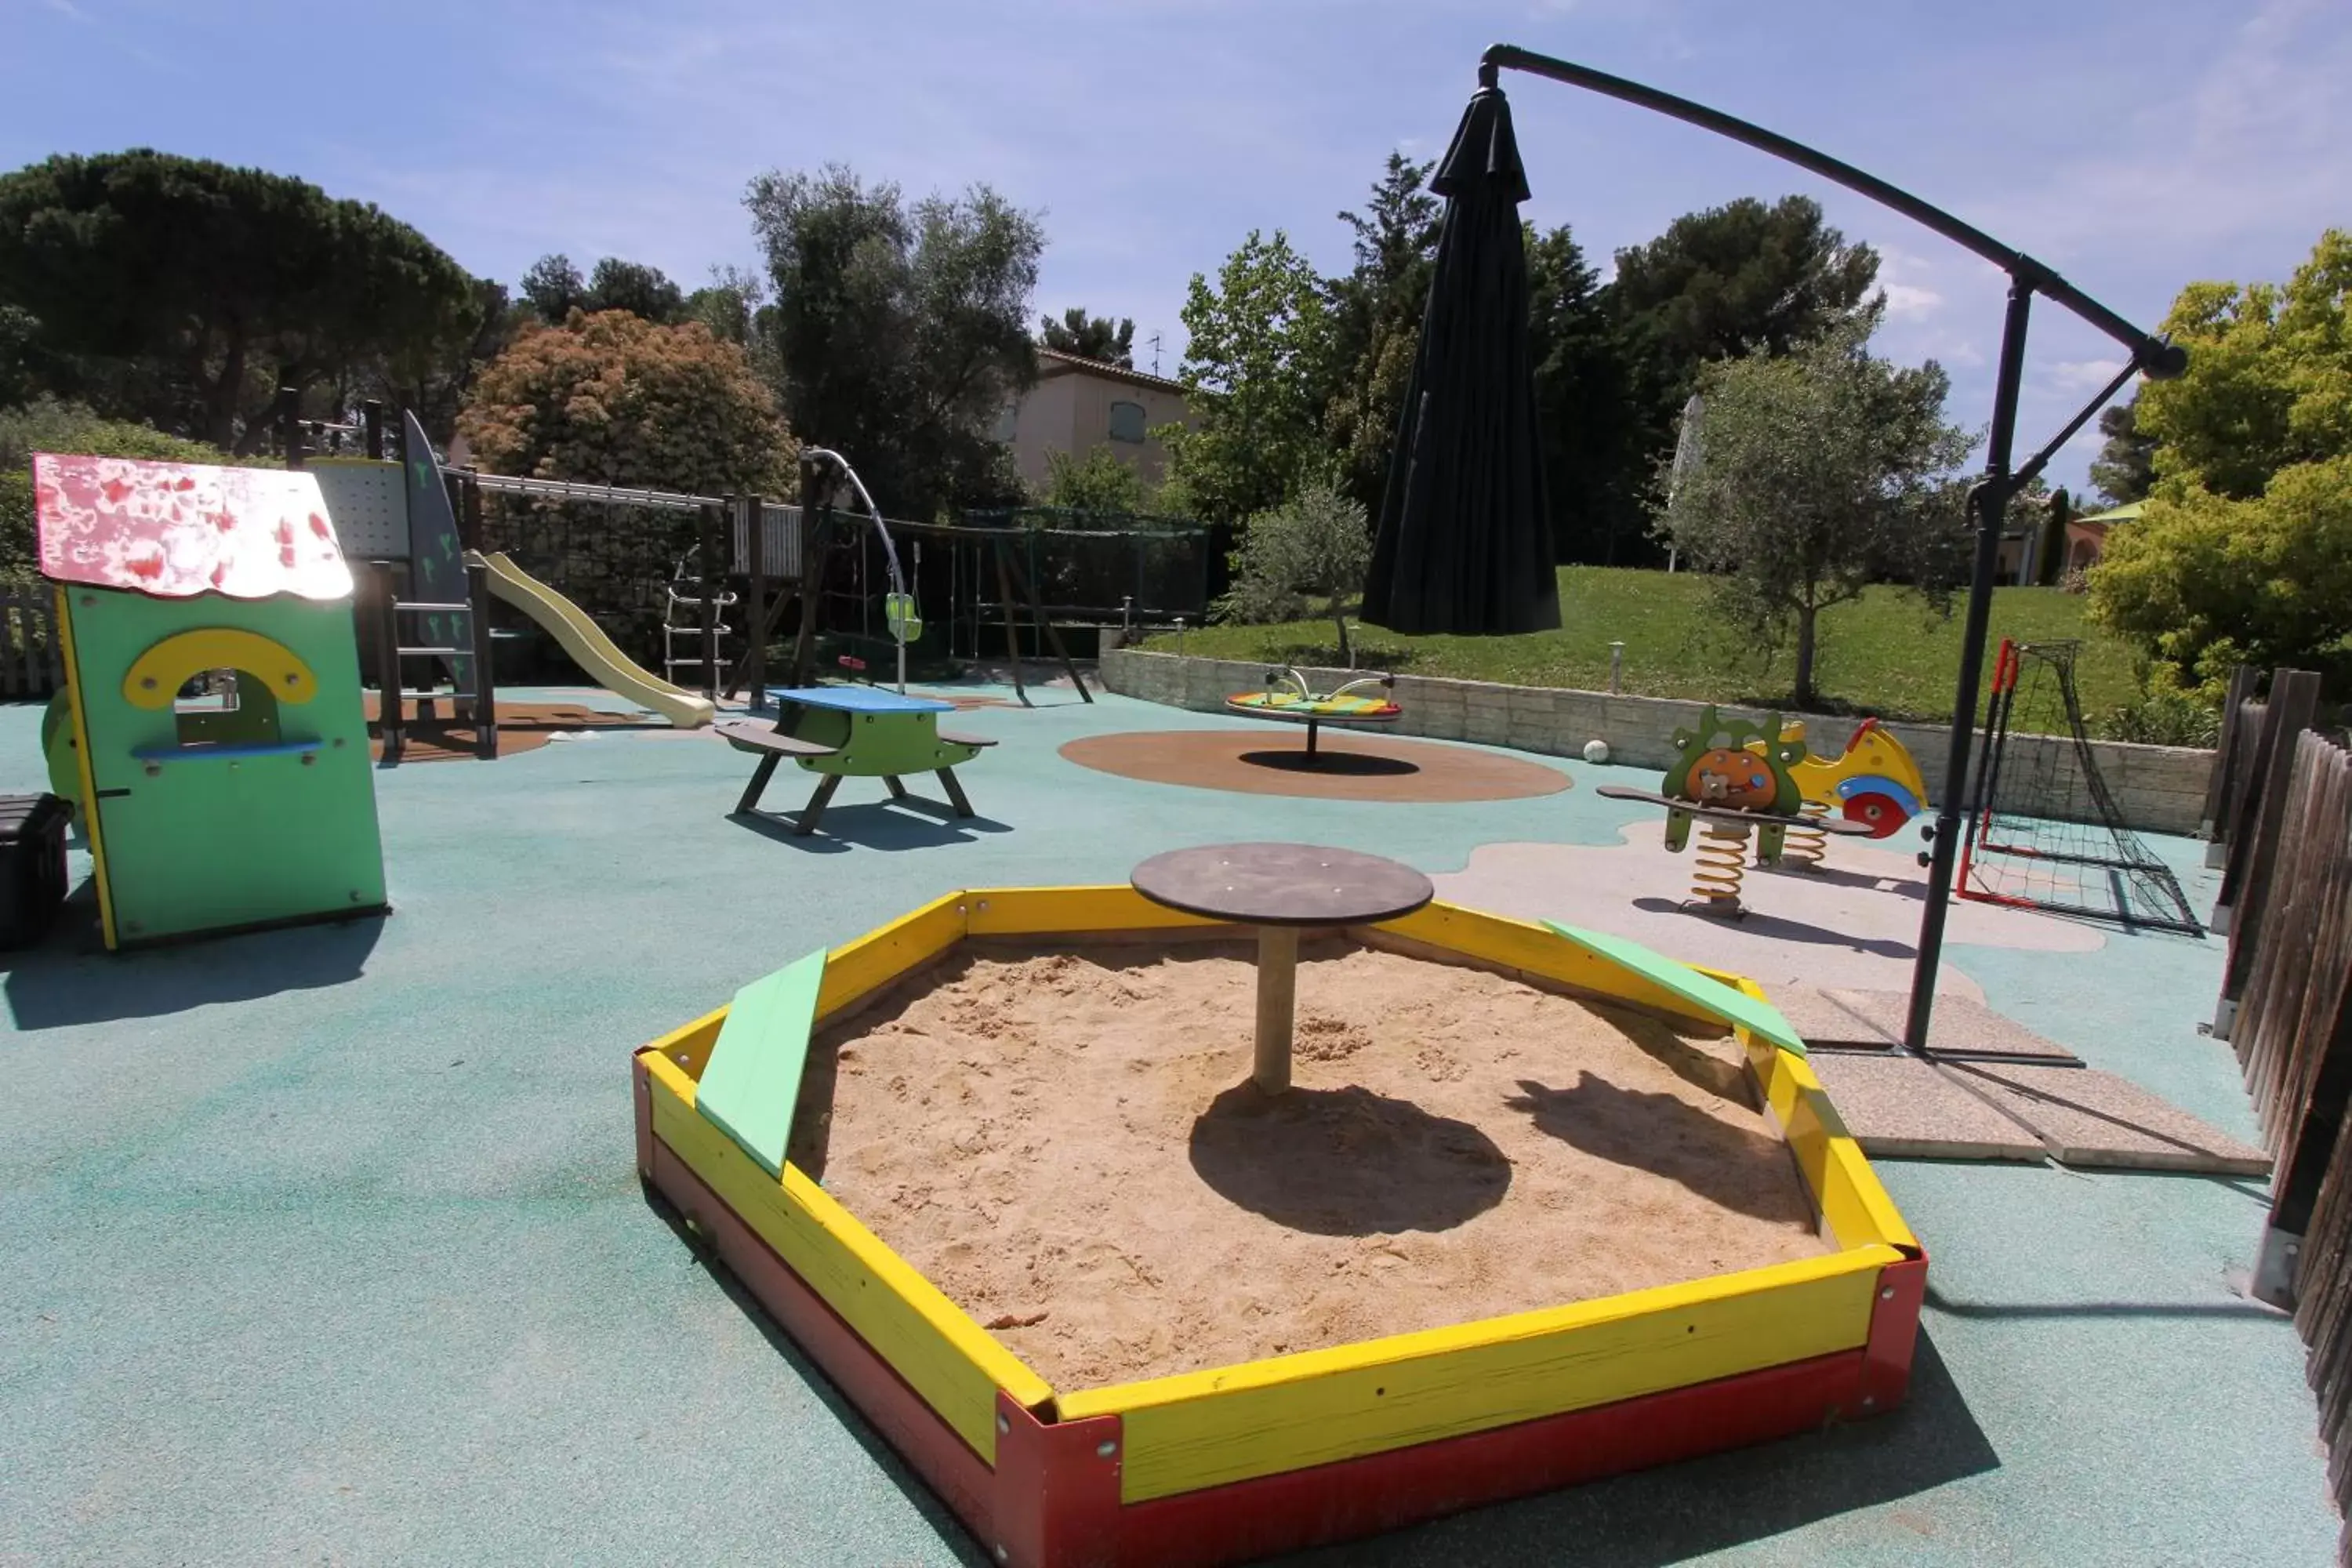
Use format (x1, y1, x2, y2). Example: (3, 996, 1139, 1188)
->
(695, 949, 828, 1175)
(1541, 921, 1807, 1057)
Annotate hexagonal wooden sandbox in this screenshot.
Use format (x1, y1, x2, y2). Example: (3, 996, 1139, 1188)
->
(632, 887, 1924, 1568)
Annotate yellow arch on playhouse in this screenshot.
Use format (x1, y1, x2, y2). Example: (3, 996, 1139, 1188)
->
(121, 628, 319, 710)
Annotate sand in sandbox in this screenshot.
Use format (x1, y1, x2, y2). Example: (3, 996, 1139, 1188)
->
(788, 939, 1831, 1391)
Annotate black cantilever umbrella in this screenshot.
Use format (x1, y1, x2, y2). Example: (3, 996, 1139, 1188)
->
(1361, 80, 1562, 636)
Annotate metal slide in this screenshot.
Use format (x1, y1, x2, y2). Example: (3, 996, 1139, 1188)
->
(475, 552, 717, 728)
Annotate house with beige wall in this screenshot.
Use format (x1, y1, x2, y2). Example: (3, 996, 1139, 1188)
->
(1000, 349, 1192, 492)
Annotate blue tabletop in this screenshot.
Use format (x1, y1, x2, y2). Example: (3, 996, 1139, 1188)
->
(765, 685, 954, 715)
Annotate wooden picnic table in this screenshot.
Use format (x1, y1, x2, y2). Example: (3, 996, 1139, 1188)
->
(1129, 842, 1433, 1093)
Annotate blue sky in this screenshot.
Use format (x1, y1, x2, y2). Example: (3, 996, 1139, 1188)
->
(7, 0, 2347, 493)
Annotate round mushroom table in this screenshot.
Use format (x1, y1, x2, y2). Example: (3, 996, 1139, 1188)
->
(1129, 843, 1435, 1094)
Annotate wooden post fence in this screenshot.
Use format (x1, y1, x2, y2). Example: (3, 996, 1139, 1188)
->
(2212, 672, 2352, 1552)
(2201, 664, 2261, 863)
(740, 493, 766, 706)
(0, 590, 65, 699)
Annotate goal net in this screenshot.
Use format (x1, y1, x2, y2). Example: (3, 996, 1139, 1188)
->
(1958, 638, 2203, 935)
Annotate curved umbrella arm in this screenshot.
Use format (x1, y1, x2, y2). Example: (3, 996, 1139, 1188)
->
(1479, 45, 2185, 379)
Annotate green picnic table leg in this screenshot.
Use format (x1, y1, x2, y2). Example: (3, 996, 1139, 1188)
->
(793, 772, 845, 836)
(935, 768, 974, 818)
(735, 753, 782, 815)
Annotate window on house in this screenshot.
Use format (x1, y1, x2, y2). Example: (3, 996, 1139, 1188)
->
(173, 669, 241, 716)
(173, 670, 281, 749)
(1107, 401, 1146, 443)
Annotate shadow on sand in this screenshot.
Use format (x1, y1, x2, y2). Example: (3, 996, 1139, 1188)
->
(1505, 1073, 1817, 1226)
(1189, 1080, 1511, 1235)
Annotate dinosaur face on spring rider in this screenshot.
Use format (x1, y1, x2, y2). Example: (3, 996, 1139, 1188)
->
(1664, 709, 1803, 816)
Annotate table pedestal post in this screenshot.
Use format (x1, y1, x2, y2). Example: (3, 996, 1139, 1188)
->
(1254, 925, 1299, 1093)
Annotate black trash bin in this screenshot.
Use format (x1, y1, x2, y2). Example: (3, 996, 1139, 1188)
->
(0, 793, 70, 950)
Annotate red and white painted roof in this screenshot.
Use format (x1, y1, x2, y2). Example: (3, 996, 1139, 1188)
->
(31, 453, 353, 602)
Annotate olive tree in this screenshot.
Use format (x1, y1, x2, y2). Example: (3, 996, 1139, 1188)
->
(1656, 323, 1973, 708)
(1215, 481, 1374, 664)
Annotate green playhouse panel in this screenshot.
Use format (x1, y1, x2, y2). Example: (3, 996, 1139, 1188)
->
(69, 589, 387, 945)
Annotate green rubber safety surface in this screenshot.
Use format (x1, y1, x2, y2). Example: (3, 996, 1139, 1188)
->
(0, 684, 2331, 1567)
(695, 949, 826, 1177)
(1544, 918, 1807, 1056)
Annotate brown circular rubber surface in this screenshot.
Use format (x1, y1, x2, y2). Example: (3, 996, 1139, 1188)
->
(1059, 729, 1572, 803)
(364, 699, 660, 764)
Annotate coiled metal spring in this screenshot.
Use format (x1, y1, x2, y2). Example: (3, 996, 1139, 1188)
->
(1778, 799, 1830, 870)
(1689, 821, 1750, 914)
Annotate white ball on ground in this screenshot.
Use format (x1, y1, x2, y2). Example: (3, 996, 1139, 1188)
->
(1582, 739, 1611, 764)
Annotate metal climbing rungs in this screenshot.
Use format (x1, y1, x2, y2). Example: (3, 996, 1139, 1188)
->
(663, 572, 736, 688)
(390, 596, 477, 666)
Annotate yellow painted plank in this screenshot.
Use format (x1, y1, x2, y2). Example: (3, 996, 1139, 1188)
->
(964, 884, 1225, 938)
(1065, 1247, 1890, 1502)
(641, 1007, 728, 1082)
(1375, 903, 1725, 1029)
(815, 891, 968, 1021)
(53, 587, 116, 950)
(1728, 978, 1917, 1257)
(644, 1057, 1053, 1458)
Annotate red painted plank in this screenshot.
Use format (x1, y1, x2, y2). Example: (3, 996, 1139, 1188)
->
(1859, 1252, 1929, 1413)
(995, 1392, 1123, 1568)
(1102, 1349, 1865, 1568)
(646, 1136, 999, 1543)
(650, 1126, 1901, 1568)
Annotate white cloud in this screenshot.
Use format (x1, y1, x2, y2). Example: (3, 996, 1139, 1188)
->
(40, 0, 90, 18)
(2051, 358, 2127, 392)
(1980, 0, 2351, 261)
(1881, 283, 1941, 321)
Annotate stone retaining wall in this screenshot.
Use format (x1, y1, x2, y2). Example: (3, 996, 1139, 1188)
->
(1098, 646, 2215, 837)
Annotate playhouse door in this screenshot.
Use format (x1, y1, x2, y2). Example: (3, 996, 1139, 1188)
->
(93, 741, 387, 945)
(70, 597, 388, 947)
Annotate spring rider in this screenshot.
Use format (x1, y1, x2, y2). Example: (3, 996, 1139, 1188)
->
(1756, 717, 1929, 868)
(1596, 706, 1872, 917)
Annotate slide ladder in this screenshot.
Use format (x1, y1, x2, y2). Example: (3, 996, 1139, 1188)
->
(662, 554, 736, 695)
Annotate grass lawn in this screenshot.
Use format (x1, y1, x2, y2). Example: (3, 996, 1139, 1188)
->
(1138, 566, 2150, 728)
